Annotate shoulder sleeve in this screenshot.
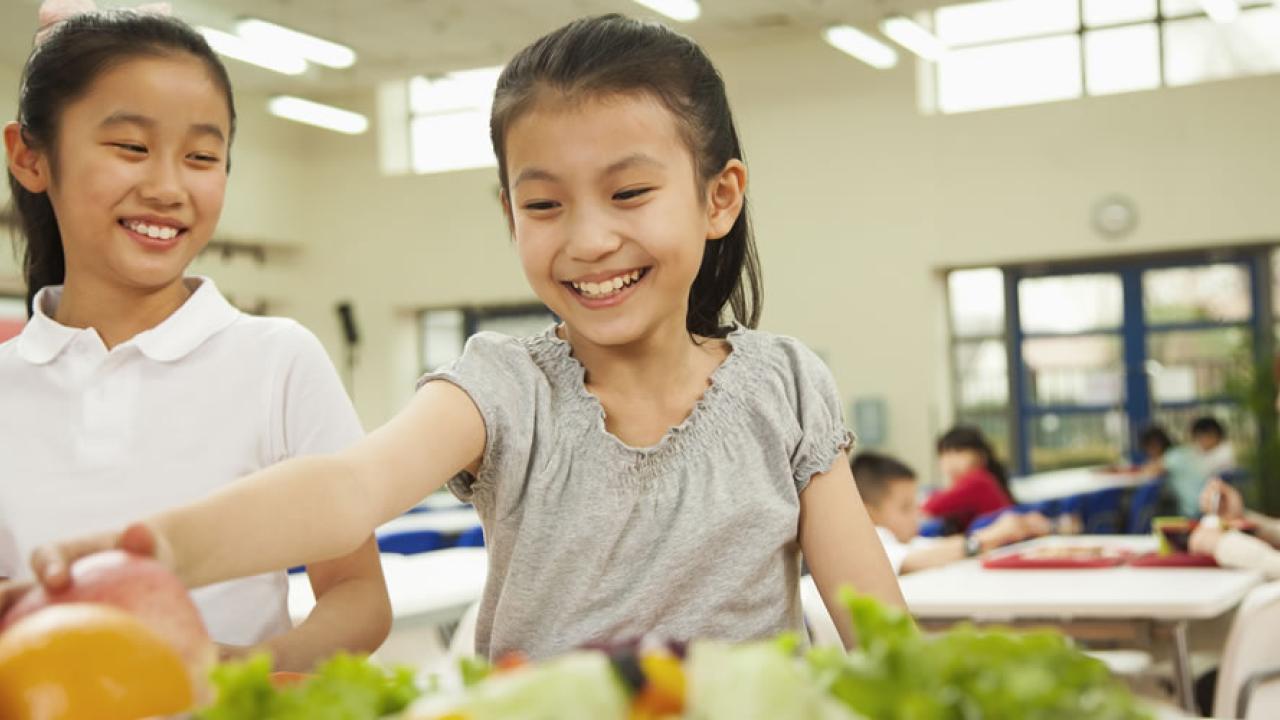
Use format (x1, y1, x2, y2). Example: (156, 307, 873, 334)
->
(416, 332, 542, 506)
(773, 337, 855, 494)
(277, 322, 364, 458)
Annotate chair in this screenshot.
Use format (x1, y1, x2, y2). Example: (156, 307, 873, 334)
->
(968, 508, 1013, 533)
(799, 575, 843, 648)
(1080, 488, 1126, 534)
(455, 525, 485, 548)
(918, 517, 946, 538)
(377, 529, 447, 555)
(1126, 479, 1164, 534)
(1213, 581, 1280, 719)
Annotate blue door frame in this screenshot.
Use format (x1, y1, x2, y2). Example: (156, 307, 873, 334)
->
(1005, 249, 1271, 476)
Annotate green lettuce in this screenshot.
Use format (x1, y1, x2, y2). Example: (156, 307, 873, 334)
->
(197, 652, 419, 720)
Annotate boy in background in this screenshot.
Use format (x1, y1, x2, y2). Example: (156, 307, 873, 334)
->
(852, 452, 1050, 574)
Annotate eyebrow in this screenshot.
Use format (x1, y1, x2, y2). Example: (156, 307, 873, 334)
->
(99, 111, 227, 143)
(511, 152, 665, 189)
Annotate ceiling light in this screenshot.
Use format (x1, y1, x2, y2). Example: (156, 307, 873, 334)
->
(823, 25, 899, 69)
(268, 96, 368, 134)
(1198, 0, 1240, 23)
(198, 26, 307, 75)
(879, 15, 947, 62)
(630, 0, 701, 23)
(236, 18, 356, 69)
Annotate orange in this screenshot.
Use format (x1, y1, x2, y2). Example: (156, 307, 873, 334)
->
(0, 603, 193, 720)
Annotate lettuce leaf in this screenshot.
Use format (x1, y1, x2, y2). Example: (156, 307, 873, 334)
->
(197, 652, 419, 720)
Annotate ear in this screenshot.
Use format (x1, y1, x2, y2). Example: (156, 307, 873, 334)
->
(498, 186, 516, 237)
(704, 158, 746, 241)
(4, 121, 51, 194)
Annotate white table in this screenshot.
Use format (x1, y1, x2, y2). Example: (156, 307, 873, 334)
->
(1010, 466, 1153, 504)
(288, 548, 488, 665)
(377, 508, 482, 537)
(898, 535, 1262, 712)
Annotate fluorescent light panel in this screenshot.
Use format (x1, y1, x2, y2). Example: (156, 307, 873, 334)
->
(268, 96, 368, 135)
(1198, 0, 1241, 22)
(236, 19, 356, 69)
(630, 0, 701, 22)
(198, 26, 306, 75)
(823, 25, 899, 69)
(880, 15, 948, 61)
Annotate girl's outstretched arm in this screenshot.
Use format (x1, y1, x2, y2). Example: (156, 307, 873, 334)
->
(31, 380, 486, 592)
(799, 451, 906, 649)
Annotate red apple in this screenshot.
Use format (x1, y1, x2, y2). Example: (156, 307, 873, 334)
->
(0, 550, 214, 676)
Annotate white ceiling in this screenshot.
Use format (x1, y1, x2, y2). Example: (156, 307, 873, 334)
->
(1, 0, 945, 96)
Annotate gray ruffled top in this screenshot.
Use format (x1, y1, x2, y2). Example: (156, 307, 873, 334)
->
(420, 325, 853, 659)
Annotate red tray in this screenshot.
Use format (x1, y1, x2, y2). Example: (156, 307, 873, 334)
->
(1127, 552, 1219, 568)
(982, 551, 1128, 569)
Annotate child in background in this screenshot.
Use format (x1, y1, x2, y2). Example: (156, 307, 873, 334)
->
(1162, 417, 1237, 517)
(0, 5, 388, 669)
(922, 426, 1015, 532)
(4, 14, 904, 659)
(853, 452, 1048, 574)
(1137, 424, 1173, 474)
(1190, 478, 1280, 579)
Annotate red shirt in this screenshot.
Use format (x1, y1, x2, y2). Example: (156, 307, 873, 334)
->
(922, 467, 1013, 532)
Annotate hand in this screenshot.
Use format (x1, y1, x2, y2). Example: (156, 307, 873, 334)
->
(975, 512, 1029, 550)
(0, 579, 35, 618)
(1018, 512, 1053, 538)
(1200, 479, 1243, 520)
(1189, 524, 1225, 556)
(28, 523, 172, 592)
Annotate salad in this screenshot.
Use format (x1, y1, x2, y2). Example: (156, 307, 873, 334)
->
(199, 590, 1152, 719)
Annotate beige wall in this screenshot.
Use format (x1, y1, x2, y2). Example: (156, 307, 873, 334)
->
(5, 28, 1280, 476)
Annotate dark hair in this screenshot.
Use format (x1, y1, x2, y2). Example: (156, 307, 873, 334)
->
(8, 10, 236, 315)
(489, 14, 761, 338)
(1138, 424, 1173, 456)
(850, 451, 917, 506)
(1190, 416, 1226, 440)
(937, 425, 1010, 497)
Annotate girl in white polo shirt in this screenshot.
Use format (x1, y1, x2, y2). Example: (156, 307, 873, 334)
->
(0, 5, 389, 670)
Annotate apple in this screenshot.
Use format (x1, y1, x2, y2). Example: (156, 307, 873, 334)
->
(0, 550, 214, 675)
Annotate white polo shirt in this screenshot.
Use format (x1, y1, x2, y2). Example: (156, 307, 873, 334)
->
(0, 278, 363, 646)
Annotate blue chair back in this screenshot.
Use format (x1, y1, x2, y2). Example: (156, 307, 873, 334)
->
(968, 508, 1012, 533)
(918, 517, 946, 538)
(1126, 479, 1164, 534)
(377, 529, 447, 555)
(456, 525, 485, 548)
(1080, 487, 1126, 534)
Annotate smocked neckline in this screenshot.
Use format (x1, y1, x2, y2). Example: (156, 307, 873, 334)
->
(531, 324, 748, 456)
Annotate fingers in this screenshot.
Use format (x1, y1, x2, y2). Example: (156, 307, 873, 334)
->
(30, 530, 121, 592)
(0, 579, 34, 618)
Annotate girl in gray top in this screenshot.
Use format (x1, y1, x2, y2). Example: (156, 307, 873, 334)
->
(7, 14, 905, 661)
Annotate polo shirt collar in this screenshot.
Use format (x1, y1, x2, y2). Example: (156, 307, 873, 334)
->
(16, 277, 240, 364)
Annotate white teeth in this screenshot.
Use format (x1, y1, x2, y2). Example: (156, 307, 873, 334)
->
(571, 269, 645, 298)
(124, 220, 180, 240)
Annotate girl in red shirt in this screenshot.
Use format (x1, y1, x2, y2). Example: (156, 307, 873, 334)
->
(923, 426, 1014, 532)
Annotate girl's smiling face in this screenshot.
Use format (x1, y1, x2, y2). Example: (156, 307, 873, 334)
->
(501, 91, 743, 348)
(32, 54, 230, 296)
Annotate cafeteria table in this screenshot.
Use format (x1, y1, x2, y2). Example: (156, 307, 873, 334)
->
(898, 535, 1263, 712)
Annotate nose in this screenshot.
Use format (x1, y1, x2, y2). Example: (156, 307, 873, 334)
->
(138, 158, 185, 208)
(563, 203, 622, 262)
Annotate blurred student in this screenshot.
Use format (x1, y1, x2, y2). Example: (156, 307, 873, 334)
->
(1160, 417, 1237, 517)
(1136, 424, 1173, 474)
(1189, 479, 1280, 579)
(921, 426, 1015, 533)
(853, 452, 1048, 575)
